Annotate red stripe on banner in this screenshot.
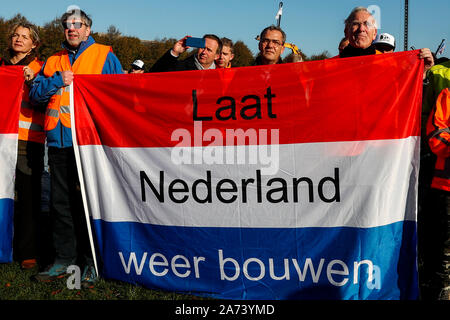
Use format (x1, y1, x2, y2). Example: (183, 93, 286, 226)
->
(74, 51, 423, 147)
(0, 67, 24, 134)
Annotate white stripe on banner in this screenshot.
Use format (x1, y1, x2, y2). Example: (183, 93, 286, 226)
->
(78, 137, 419, 228)
(0, 134, 19, 199)
(0, 133, 18, 262)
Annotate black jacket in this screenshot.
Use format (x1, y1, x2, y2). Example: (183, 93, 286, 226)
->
(0, 49, 37, 67)
(150, 49, 197, 72)
(253, 54, 283, 66)
(339, 44, 378, 58)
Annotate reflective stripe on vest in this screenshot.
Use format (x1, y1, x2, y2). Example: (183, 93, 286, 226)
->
(19, 120, 43, 132)
(43, 43, 111, 131)
(46, 108, 59, 118)
(60, 105, 70, 114)
(19, 57, 45, 143)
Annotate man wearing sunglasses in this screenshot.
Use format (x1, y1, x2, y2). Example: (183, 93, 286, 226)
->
(29, 8, 123, 288)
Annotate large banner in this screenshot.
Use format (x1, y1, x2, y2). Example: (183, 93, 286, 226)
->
(0, 67, 23, 262)
(72, 51, 423, 299)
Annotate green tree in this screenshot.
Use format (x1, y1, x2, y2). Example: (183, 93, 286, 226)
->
(109, 36, 144, 71)
(0, 17, 9, 56)
(106, 25, 121, 43)
(7, 13, 31, 25)
(232, 40, 254, 67)
(38, 18, 64, 61)
(306, 50, 331, 61)
(143, 38, 178, 69)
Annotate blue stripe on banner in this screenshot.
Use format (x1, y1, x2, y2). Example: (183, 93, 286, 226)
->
(0, 198, 14, 263)
(92, 220, 418, 300)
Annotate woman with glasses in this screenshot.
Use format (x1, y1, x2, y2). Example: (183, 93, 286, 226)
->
(0, 22, 46, 270)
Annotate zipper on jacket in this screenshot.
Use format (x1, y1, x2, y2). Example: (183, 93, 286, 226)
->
(60, 120, 64, 148)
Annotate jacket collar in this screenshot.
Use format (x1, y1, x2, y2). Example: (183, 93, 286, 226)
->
(0, 50, 36, 66)
(254, 55, 283, 66)
(193, 55, 216, 70)
(340, 44, 377, 58)
(62, 36, 95, 57)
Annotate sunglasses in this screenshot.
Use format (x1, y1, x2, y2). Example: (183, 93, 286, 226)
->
(63, 21, 87, 29)
(376, 44, 395, 52)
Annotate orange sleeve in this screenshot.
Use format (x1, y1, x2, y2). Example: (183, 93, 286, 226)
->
(27, 57, 43, 74)
(427, 88, 450, 158)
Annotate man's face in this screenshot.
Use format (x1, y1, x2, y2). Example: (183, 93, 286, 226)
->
(345, 11, 377, 49)
(216, 45, 234, 68)
(197, 38, 220, 68)
(63, 16, 91, 49)
(258, 30, 285, 64)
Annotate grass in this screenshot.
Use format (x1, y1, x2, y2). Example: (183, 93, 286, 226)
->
(1, 261, 440, 301)
(0, 261, 201, 300)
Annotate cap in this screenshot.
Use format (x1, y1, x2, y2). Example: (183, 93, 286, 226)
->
(131, 59, 144, 69)
(374, 33, 395, 49)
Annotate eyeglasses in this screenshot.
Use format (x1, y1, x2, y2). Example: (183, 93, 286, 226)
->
(376, 44, 394, 53)
(260, 38, 284, 47)
(350, 20, 376, 30)
(63, 21, 87, 29)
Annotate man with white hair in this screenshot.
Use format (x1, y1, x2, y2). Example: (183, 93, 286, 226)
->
(340, 6, 379, 57)
(340, 6, 433, 78)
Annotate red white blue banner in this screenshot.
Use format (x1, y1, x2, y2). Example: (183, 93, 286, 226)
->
(0, 67, 23, 262)
(72, 51, 424, 299)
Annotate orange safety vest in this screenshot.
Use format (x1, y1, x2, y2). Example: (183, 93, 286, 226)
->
(19, 57, 45, 143)
(42, 43, 111, 131)
(427, 87, 450, 192)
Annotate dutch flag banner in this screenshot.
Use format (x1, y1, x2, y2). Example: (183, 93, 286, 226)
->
(0, 67, 23, 262)
(71, 51, 424, 299)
